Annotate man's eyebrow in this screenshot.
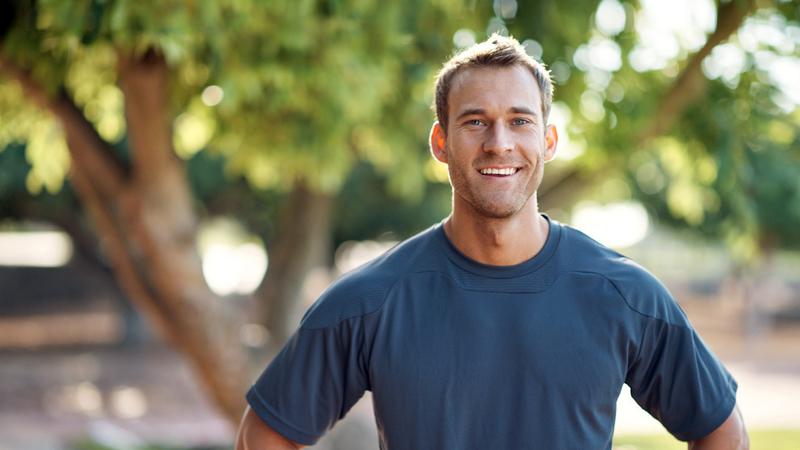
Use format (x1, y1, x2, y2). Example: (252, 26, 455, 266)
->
(455, 106, 538, 121)
(455, 108, 485, 121)
(509, 106, 537, 116)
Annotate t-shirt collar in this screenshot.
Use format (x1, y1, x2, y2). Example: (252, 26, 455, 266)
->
(435, 214, 561, 279)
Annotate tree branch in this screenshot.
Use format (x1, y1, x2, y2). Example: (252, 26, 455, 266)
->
(67, 165, 185, 346)
(637, 0, 755, 143)
(117, 48, 181, 185)
(539, 0, 756, 207)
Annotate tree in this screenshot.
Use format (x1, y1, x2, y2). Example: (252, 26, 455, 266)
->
(0, 0, 486, 424)
(2, 0, 797, 429)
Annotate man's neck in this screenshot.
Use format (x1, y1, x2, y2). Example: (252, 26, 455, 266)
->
(443, 198, 550, 266)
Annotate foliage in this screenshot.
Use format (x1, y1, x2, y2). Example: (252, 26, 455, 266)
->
(0, 142, 81, 225)
(505, 0, 800, 258)
(2, 0, 799, 257)
(0, 0, 486, 198)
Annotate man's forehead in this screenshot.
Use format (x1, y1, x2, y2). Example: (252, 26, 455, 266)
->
(449, 65, 542, 115)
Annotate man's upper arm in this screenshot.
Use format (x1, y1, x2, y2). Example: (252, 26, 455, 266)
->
(620, 267, 739, 440)
(244, 276, 377, 444)
(236, 406, 305, 450)
(688, 404, 749, 450)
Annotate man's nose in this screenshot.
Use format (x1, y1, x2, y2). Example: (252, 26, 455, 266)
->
(482, 123, 513, 153)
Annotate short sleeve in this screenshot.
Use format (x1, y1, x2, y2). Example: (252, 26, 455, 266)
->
(246, 317, 369, 445)
(625, 314, 738, 441)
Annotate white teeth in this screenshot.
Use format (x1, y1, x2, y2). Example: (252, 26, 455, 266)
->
(480, 168, 517, 176)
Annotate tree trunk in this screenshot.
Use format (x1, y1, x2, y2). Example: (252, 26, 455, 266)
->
(257, 183, 334, 347)
(1, 51, 252, 425)
(115, 49, 252, 424)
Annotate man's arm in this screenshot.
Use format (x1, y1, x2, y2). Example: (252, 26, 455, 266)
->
(688, 404, 749, 450)
(235, 406, 306, 450)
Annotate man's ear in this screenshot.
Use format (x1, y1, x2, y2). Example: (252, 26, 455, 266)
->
(544, 124, 558, 162)
(429, 121, 448, 164)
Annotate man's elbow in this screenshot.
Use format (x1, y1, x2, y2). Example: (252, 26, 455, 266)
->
(688, 404, 749, 450)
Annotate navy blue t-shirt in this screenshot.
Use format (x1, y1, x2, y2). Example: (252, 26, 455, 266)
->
(247, 217, 737, 449)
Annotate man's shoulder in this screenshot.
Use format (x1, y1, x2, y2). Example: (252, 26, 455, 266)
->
(299, 224, 442, 330)
(557, 223, 685, 324)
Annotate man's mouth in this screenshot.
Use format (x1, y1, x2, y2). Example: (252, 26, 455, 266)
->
(478, 167, 520, 177)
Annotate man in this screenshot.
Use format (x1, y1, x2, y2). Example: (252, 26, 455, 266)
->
(236, 35, 748, 449)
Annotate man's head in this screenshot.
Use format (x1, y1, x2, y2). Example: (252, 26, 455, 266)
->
(434, 34, 554, 133)
(429, 35, 558, 220)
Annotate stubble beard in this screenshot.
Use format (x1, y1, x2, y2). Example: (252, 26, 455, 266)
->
(449, 156, 545, 220)
(455, 186, 530, 219)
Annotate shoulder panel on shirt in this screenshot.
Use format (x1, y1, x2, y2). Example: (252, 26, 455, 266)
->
(558, 224, 689, 327)
(299, 225, 441, 330)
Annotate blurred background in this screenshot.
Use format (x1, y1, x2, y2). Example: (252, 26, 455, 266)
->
(0, 0, 799, 449)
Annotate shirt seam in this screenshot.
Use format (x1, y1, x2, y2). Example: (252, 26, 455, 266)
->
(570, 270, 692, 330)
(567, 270, 691, 374)
(299, 221, 561, 330)
(297, 267, 690, 332)
(407, 269, 558, 294)
(573, 270, 738, 440)
(298, 273, 406, 332)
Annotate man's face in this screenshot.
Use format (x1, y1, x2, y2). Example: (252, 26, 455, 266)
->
(430, 64, 558, 219)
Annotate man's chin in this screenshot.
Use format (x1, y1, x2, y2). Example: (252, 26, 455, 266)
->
(472, 203, 522, 219)
(455, 190, 533, 219)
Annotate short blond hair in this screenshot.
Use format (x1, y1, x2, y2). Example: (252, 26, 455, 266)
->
(434, 34, 553, 132)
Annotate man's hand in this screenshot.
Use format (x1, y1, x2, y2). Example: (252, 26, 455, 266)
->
(688, 404, 748, 450)
(235, 406, 305, 450)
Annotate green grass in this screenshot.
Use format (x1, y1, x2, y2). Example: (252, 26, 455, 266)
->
(71, 429, 800, 450)
(613, 428, 800, 450)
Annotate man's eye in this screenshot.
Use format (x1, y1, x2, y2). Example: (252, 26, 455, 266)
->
(465, 119, 484, 126)
(512, 118, 531, 126)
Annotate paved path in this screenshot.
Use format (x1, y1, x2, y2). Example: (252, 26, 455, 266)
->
(0, 346, 233, 450)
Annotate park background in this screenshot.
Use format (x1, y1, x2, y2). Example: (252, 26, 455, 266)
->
(0, 0, 799, 448)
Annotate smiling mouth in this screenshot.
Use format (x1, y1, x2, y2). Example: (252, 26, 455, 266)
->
(478, 167, 520, 177)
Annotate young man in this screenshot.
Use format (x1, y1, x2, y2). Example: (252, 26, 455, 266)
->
(236, 35, 748, 450)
